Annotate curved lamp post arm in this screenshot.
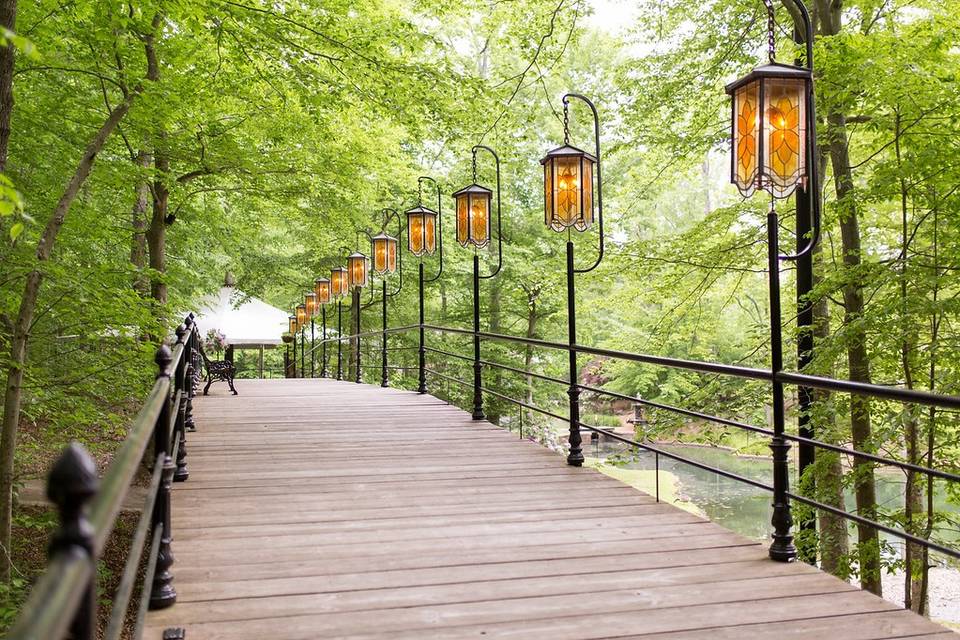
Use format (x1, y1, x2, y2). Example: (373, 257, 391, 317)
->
(472, 144, 503, 280)
(565, 93, 605, 275)
(419, 176, 444, 283)
(776, 0, 820, 262)
(382, 207, 404, 297)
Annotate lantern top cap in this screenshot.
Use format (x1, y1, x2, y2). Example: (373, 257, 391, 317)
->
(724, 62, 812, 94)
(306, 292, 316, 299)
(371, 231, 397, 241)
(347, 251, 366, 259)
(315, 276, 330, 284)
(404, 204, 437, 216)
(296, 303, 305, 309)
(539, 143, 597, 165)
(331, 265, 347, 272)
(452, 183, 493, 197)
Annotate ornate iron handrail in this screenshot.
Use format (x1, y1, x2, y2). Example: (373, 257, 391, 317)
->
(5, 315, 202, 640)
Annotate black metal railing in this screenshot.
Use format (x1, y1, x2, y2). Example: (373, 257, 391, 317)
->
(5, 314, 202, 640)
(303, 320, 960, 564)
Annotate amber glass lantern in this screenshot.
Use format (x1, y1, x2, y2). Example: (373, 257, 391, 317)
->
(347, 251, 368, 288)
(315, 277, 331, 305)
(540, 145, 597, 232)
(295, 304, 307, 327)
(726, 63, 811, 199)
(371, 232, 398, 275)
(305, 292, 317, 318)
(330, 267, 348, 298)
(288, 315, 297, 334)
(453, 184, 492, 248)
(405, 205, 437, 257)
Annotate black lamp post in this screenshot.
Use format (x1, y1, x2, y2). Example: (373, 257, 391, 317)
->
(725, 0, 820, 563)
(287, 314, 297, 378)
(371, 209, 403, 388)
(331, 265, 349, 380)
(295, 303, 307, 379)
(406, 176, 443, 394)
(453, 145, 503, 420)
(541, 94, 604, 467)
(315, 278, 331, 377)
(346, 238, 369, 384)
(305, 292, 317, 378)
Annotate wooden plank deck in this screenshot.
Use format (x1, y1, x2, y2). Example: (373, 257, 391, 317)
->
(144, 378, 953, 639)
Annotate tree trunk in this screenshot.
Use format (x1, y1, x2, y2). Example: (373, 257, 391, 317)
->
(0, 0, 16, 173)
(0, 94, 135, 581)
(829, 108, 881, 596)
(143, 13, 167, 309)
(130, 149, 151, 296)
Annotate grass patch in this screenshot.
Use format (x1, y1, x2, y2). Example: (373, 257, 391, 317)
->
(585, 457, 704, 517)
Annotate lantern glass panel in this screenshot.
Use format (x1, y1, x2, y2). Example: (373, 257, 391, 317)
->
(288, 317, 297, 334)
(296, 305, 306, 326)
(315, 279, 331, 305)
(305, 293, 317, 317)
(763, 78, 806, 198)
(424, 213, 436, 254)
(348, 254, 367, 288)
(733, 82, 760, 196)
(456, 196, 468, 247)
(408, 213, 425, 256)
(470, 193, 490, 247)
(579, 159, 594, 231)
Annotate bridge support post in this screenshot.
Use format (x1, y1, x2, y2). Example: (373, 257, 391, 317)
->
(150, 346, 178, 609)
(418, 262, 427, 394)
(471, 253, 485, 420)
(566, 241, 584, 466)
(767, 210, 797, 562)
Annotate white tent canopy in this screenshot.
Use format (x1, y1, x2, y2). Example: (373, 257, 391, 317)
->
(194, 285, 288, 347)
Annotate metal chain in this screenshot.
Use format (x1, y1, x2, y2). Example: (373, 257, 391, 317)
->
(417, 179, 423, 205)
(471, 151, 477, 182)
(563, 101, 570, 144)
(763, 0, 776, 62)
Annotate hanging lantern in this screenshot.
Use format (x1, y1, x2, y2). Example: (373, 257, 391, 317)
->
(540, 144, 597, 232)
(315, 277, 331, 305)
(347, 251, 368, 288)
(452, 184, 492, 248)
(371, 232, 398, 275)
(305, 292, 317, 318)
(330, 267, 349, 298)
(295, 304, 307, 327)
(288, 315, 297, 334)
(405, 205, 437, 257)
(726, 63, 811, 199)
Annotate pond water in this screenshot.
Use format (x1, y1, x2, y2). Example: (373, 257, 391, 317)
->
(589, 438, 960, 625)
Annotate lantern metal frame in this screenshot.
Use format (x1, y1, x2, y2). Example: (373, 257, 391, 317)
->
(540, 143, 598, 233)
(453, 183, 493, 249)
(370, 227, 399, 277)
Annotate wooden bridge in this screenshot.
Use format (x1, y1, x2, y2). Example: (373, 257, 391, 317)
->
(138, 378, 952, 640)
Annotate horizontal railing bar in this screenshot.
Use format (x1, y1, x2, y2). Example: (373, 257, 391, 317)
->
(424, 346, 473, 364)
(786, 491, 960, 560)
(580, 383, 960, 483)
(4, 550, 93, 640)
(777, 371, 960, 409)
(425, 368, 570, 423)
(423, 324, 773, 381)
(426, 346, 570, 387)
(102, 451, 164, 640)
(89, 374, 171, 555)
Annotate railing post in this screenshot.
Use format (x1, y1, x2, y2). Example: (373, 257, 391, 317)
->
(566, 241, 584, 466)
(418, 262, 427, 394)
(336, 300, 343, 380)
(471, 253, 485, 420)
(321, 305, 328, 378)
(150, 345, 178, 609)
(356, 289, 363, 384)
(311, 318, 316, 378)
(173, 325, 189, 482)
(300, 326, 305, 378)
(184, 320, 197, 433)
(767, 210, 797, 562)
(47, 443, 99, 640)
(381, 279, 389, 388)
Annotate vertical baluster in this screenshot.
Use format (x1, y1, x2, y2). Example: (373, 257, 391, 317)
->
(184, 321, 197, 433)
(150, 345, 178, 609)
(173, 325, 189, 482)
(46, 443, 99, 640)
